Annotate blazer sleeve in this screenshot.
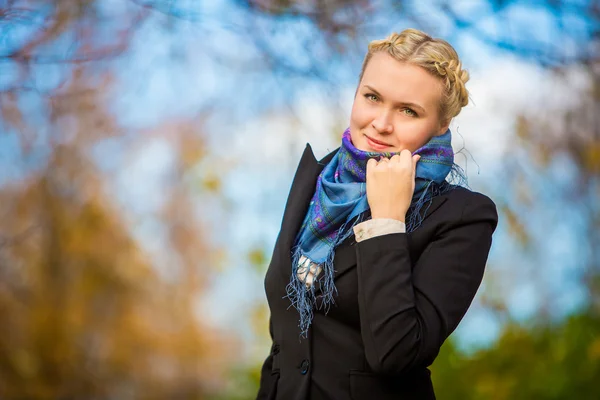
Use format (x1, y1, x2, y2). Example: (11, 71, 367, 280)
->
(355, 192, 498, 376)
(256, 318, 276, 400)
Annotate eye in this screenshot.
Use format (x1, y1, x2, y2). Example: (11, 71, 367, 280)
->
(364, 93, 379, 102)
(402, 108, 417, 117)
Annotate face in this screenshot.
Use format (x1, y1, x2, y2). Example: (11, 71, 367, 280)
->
(350, 52, 450, 153)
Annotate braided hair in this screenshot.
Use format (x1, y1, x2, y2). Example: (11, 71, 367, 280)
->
(358, 29, 470, 123)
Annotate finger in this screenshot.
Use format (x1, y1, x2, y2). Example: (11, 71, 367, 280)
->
(400, 149, 412, 165)
(412, 154, 421, 175)
(367, 158, 377, 173)
(413, 154, 421, 167)
(390, 154, 402, 163)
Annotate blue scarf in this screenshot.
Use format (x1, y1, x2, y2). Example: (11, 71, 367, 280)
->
(286, 127, 465, 338)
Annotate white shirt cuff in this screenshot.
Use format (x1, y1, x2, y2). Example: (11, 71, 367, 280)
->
(353, 218, 406, 242)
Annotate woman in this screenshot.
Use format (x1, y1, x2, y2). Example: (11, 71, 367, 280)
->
(256, 28, 498, 400)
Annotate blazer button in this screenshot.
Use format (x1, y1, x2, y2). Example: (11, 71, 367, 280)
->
(300, 359, 310, 375)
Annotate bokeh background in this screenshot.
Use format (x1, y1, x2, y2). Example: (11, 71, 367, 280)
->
(1, 0, 599, 399)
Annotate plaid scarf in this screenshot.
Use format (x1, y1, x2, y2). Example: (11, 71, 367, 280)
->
(286, 127, 463, 338)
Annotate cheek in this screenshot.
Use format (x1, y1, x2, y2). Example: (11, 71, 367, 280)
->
(350, 100, 371, 127)
(349, 103, 367, 144)
(393, 120, 438, 150)
(352, 97, 369, 117)
(349, 100, 359, 123)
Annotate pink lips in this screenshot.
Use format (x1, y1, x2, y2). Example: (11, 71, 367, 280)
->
(364, 134, 391, 151)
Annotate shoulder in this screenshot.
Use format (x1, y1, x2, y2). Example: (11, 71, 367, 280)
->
(444, 185, 496, 209)
(441, 186, 498, 230)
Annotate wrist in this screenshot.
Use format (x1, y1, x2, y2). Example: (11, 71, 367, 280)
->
(370, 212, 406, 223)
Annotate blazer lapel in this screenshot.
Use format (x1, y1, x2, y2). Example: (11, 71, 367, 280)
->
(276, 144, 338, 281)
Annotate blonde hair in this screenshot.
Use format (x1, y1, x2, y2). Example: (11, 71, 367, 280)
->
(359, 28, 470, 122)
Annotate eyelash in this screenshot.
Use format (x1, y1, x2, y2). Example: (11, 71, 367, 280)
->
(403, 108, 417, 117)
(364, 93, 418, 117)
(364, 93, 379, 102)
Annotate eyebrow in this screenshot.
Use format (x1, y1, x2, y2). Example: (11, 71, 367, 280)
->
(363, 85, 426, 114)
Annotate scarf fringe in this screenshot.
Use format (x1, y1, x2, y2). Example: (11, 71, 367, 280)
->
(406, 163, 468, 232)
(285, 213, 366, 339)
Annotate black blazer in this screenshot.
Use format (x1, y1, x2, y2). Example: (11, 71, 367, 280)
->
(257, 143, 498, 400)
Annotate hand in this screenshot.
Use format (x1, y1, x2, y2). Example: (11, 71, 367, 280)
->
(366, 150, 420, 222)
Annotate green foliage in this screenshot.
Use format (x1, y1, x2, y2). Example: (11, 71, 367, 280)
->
(431, 310, 600, 400)
(207, 364, 262, 400)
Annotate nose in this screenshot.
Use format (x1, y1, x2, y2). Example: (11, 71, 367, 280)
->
(371, 109, 393, 135)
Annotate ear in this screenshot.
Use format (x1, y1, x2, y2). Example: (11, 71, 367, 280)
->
(436, 118, 451, 136)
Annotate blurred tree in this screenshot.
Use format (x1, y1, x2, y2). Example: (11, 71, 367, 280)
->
(5, 1, 596, 129)
(495, 64, 600, 315)
(235, 0, 598, 69)
(0, 61, 234, 398)
(0, 0, 194, 148)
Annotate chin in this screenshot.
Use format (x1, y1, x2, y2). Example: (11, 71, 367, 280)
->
(355, 136, 370, 151)
(359, 141, 373, 153)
